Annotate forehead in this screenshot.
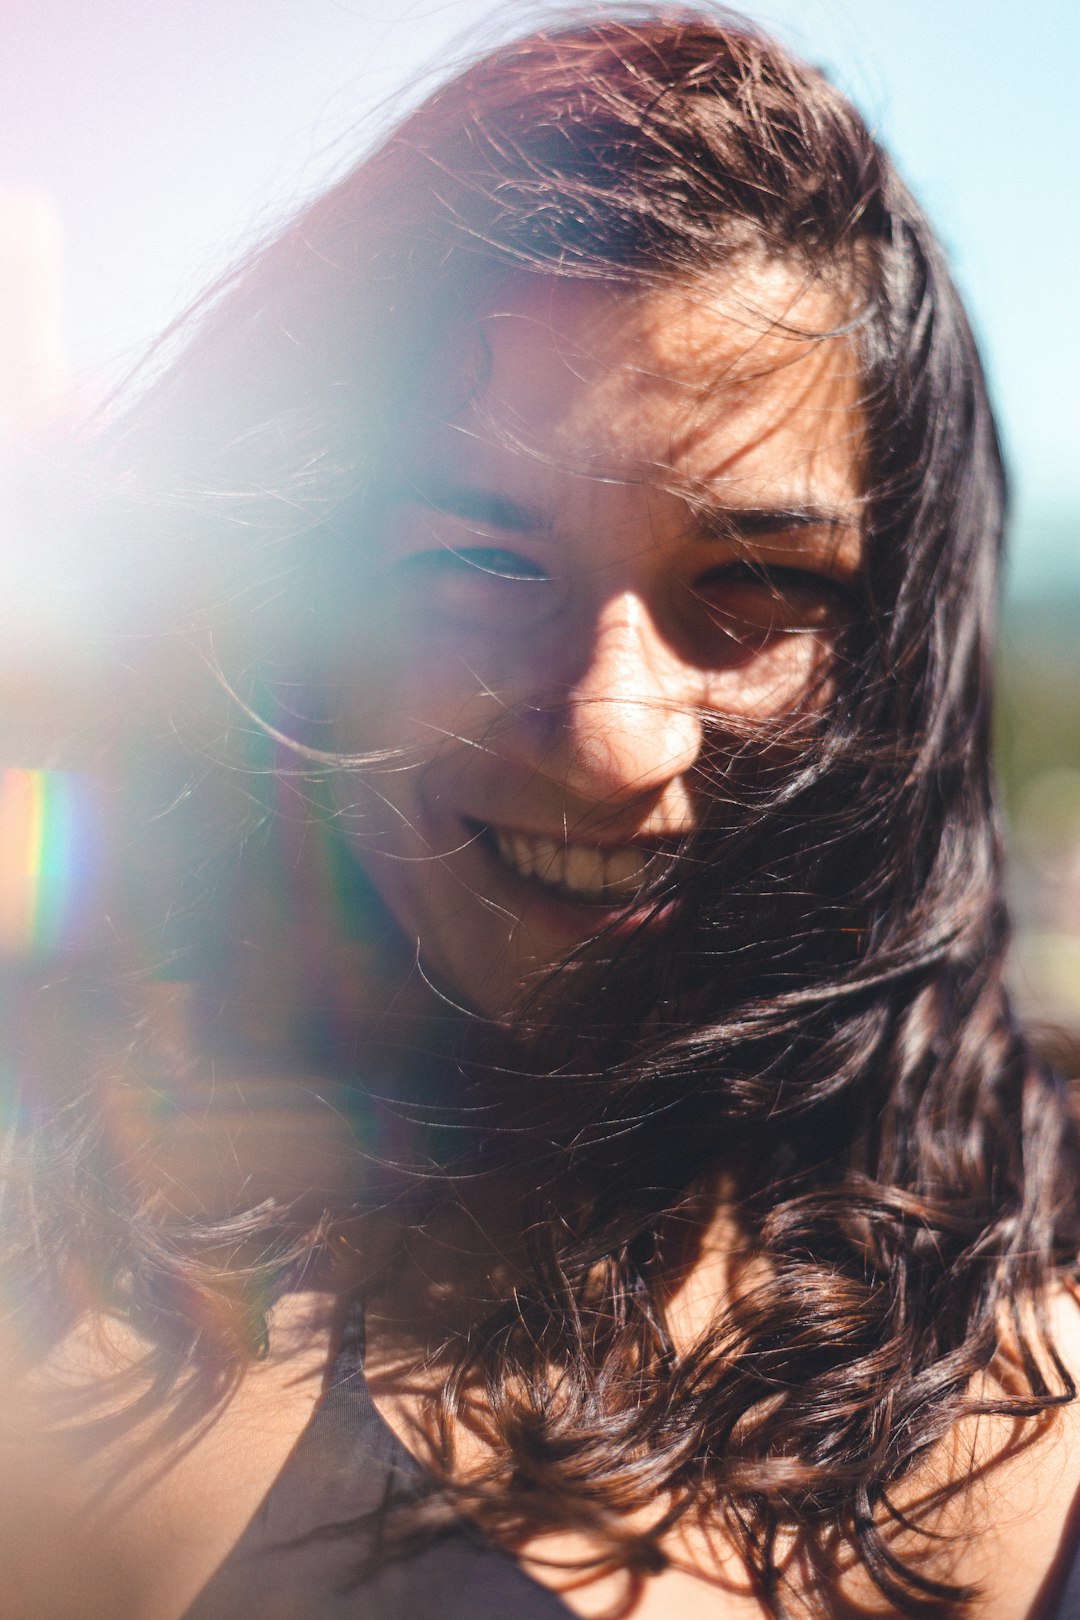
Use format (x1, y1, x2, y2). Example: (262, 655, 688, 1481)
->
(416, 264, 864, 520)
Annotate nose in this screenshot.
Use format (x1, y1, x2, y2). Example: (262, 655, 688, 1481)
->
(527, 592, 704, 809)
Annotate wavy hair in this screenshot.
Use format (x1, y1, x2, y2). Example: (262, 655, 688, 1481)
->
(6, 11, 1080, 1616)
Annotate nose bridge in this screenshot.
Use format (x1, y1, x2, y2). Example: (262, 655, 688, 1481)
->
(559, 589, 702, 798)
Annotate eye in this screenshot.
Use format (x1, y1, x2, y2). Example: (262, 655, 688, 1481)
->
(392, 545, 555, 627)
(692, 560, 855, 642)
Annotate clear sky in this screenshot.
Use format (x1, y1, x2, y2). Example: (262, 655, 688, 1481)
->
(3, 0, 1077, 596)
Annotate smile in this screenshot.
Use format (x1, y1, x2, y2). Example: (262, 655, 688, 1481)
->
(485, 824, 671, 905)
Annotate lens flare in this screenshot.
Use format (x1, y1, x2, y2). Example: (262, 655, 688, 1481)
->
(0, 768, 96, 958)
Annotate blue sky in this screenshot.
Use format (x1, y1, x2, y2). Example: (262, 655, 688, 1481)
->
(3, 0, 1077, 595)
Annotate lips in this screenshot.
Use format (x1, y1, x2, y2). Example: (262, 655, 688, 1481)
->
(483, 823, 673, 905)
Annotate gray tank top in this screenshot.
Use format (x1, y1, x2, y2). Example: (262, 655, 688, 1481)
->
(183, 1299, 1080, 1618)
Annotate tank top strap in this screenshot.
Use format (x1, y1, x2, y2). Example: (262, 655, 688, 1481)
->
(184, 1292, 573, 1619)
(1050, 1522, 1080, 1620)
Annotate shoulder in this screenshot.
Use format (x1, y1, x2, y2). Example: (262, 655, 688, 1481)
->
(918, 1282, 1080, 1619)
(0, 1290, 340, 1620)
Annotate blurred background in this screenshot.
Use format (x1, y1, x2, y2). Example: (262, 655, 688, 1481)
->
(1, 0, 1077, 1046)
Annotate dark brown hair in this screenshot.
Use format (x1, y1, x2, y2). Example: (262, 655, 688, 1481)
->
(6, 11, 1080, 1616)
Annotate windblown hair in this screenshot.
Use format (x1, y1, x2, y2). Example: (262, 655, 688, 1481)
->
(5, 10, 1080, 1616)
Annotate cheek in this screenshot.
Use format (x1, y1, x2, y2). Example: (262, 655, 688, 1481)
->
(322, 621, 542, 758)
(705, 630, 838, 719)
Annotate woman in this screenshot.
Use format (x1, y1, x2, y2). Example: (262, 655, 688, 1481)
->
(3, 12, 1080, 1619)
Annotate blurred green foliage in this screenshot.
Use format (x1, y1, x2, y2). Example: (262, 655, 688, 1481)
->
(996, 590, 1080, 1055)
(995, 596, 1080, 818)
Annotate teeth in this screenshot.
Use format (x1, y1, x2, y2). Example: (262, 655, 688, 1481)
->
(534, 838, 564, 885)
(602, 846, 652, 895)
(564, 843, 604, 894)
(491, 827, 666, 903)
(512, 832, 536, 876)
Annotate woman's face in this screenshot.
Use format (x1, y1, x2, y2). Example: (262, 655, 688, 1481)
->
(327, 269, 863, 1016)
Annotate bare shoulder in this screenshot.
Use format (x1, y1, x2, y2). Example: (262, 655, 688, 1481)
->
(0, 1290, 340, 1620)
(933, 1282, 1080, 1619)
(519, 1287, 1080, 1620)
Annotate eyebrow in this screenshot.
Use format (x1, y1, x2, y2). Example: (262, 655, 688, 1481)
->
(689, 501, 862, 542)
(407, 476, 545, 535)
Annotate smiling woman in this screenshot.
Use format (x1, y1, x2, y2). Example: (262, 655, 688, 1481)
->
(4, 11, 1080, 1620)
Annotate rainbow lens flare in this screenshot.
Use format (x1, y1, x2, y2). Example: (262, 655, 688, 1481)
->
(0, 768, 97, 958)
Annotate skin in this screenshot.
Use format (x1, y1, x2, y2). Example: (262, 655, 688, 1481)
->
(325, 266, 864, 1018)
